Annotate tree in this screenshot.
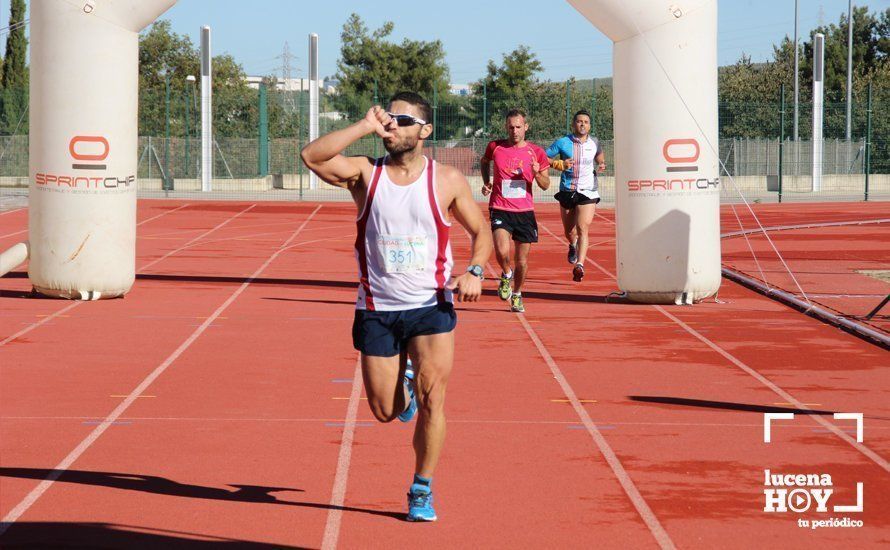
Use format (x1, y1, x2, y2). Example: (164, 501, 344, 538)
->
(473, 45, 542, 100)
(470, 46, 543, 134)
(334, 14, 450, 121)
(800, 7, 889, 101)
(2, 0, 26, 90)
(1, 0, 28, 134)
(718, 7, 890, 140)
(138, 21, 257, 138)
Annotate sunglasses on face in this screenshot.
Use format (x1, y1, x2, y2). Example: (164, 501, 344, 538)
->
(386, 112, 428, 127)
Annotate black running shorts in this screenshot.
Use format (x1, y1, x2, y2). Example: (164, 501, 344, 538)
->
(489, 208, 539, 243)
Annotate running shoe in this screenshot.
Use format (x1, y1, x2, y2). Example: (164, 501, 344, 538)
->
(398, 361, 417, 423)
(572, 263, 585, 282)
(510, 293, 525, 313)
(568, 241, 578, 264)
(407, 484, 437, 522)
(497, 273, 513, 301)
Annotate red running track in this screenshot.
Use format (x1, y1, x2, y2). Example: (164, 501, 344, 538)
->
(0, 200, 888, 548)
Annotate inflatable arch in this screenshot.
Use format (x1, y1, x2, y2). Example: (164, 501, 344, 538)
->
(3, 0, 718, 305)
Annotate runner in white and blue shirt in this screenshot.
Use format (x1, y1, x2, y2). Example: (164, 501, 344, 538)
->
(545, 109, 606, 282)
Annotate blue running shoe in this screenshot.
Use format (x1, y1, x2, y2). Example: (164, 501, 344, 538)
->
(398, 361, 417, 423)
(406, 484, 437, 522)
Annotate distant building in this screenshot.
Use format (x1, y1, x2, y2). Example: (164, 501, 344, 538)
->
(450, 83, 471, 96)
(245, 76, 338, 94)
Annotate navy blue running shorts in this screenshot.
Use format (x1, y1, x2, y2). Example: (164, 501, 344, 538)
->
(352, 303, 457, 357)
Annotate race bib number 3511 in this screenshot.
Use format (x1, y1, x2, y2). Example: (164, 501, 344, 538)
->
(377, 235, 428, 273)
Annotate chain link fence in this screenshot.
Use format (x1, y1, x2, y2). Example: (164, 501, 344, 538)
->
(1, 83, 887, 203)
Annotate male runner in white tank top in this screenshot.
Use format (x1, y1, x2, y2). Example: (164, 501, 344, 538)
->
(302, 92, 492, 522)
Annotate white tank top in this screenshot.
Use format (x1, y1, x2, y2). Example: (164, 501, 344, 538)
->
(355, 156, 453, 311)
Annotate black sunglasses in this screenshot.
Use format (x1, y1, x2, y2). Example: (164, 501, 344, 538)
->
(387, 112, 428, 127)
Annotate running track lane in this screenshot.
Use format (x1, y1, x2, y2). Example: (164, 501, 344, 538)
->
(0, 205, 322, 543)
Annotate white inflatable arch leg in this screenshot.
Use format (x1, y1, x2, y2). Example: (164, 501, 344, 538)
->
(15, 0, 177, 299)
(567, 0, 721, 304)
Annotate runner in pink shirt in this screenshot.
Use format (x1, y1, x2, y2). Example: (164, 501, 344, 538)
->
(480, 108, 551, 312)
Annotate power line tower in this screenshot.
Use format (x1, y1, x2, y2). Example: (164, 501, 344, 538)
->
(276, 41, 300, 114)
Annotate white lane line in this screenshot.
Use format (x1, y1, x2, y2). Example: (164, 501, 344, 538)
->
(0, 205, 323, 533)
(138, 204, 256, 272)
(456, 226, 674, 549)
(0, 229, 26, 239)
(321, 355, 363, 550)
(655, 305, 890, 474)
(1, 203, 207, 348)
(0, 301, 82, 347)
(0, 207, 25, 217)
(2, 204, 191, 241)
(4, 415, 890, 429)
(515, 313, 675, 549)
(136, 203, 191, 228)
(539, 221, 890, 474)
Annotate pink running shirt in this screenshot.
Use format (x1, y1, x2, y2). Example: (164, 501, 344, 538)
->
(482, 140, 549, 212)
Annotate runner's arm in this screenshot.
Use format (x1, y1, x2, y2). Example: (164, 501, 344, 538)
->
(546, 140, 573, 172)
(534, 169, 551, 190)
(443, 166, 493, 302)
(301, 106, 393, 189)
(480, 157, 492, 196)
(595, 142, 606, 172)
(550, 158, 568, 171)
(532, 148, 551, 190)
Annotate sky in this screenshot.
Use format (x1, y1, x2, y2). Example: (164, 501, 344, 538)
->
(10, 1, 890, 83)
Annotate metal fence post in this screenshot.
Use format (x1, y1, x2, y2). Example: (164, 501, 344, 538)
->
(373, 78, 379, 158)
(591, 78, 596, 136)
(298, 84, 304, 200)
(483, 81, 487, 135)
(163, 73, 172, 190)
(865, 82, 872, 201)
(433, 87, 438, 161)
(258, 82, 269, 177)
(148, 136, 152, 180)
(184, 86, 190, 178)
(779, 84, 785, 203)
(565, 80, 570, 134)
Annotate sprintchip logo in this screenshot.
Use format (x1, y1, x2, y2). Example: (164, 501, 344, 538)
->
(663, 138, 699, 173)
(69, 136, 109, 171)
(35, 135, 134, 190)
(626, 138, 718, 193)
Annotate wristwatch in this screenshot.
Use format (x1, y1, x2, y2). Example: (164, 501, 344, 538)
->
(467, 264, 484, 280)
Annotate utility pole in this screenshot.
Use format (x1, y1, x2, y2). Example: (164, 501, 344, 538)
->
(793, 0, 799, 141)
(845, 0, 854, 140)
(201, 26, 213, 192)
(308, 33, 319, 190)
